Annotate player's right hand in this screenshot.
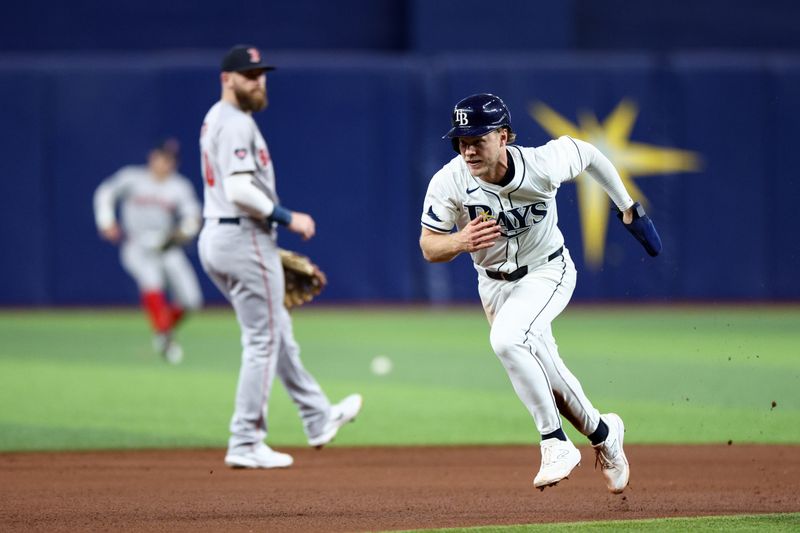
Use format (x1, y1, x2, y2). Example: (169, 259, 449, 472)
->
(100, 224, 121, 243)
(458, 216, 501, 252)
(288, 212, 315, 241)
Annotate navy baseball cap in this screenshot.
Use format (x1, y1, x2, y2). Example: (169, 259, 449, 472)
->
(152, 138, 180, 159)
(220, 45, 276, 73)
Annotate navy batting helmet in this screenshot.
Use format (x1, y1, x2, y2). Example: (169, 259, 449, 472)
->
(443, 93, 513, 151)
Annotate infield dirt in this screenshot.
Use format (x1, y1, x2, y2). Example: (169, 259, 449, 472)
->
(2, 444, 799, 532)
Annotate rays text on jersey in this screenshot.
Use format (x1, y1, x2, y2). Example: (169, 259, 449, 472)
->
(466, 202, 548, 238)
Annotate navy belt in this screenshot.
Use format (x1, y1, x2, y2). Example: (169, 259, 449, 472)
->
(215, 217, 272, 234)
(486, 246, 563, 281)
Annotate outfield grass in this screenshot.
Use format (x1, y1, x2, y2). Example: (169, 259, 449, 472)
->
(0, 305, 798, 451)
(404, 512, 800, 532)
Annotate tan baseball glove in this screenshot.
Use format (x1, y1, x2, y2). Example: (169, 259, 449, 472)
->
(279, 249, 328, 308)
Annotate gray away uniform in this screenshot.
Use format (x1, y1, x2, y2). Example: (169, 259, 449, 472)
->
(198, 100, 332, 453)
(93, 165, 203, 310)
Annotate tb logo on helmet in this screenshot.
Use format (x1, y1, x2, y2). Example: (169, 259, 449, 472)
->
(443, 94, 514, 153)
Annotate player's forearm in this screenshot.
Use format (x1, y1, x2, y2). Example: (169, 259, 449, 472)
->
(419, 230, 463, 262)
(573, 139, 634, 211)
(223, 173, 274, 218)
(93, 184, 117, 230)
(222, 173, 292, 224)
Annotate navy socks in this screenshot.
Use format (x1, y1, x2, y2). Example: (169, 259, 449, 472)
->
(541, 428, 567, 442)
(588, 419, 609, 445)
(541, 419, 609, 444)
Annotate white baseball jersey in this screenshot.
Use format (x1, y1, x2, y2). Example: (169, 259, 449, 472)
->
(93, 166, 201, 249)
(200, 100, 277, 219)
(421, 135, 632, 274)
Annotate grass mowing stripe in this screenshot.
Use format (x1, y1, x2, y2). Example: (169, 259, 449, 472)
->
(396, 512, 800, 532)
(0, 307, 798, 450)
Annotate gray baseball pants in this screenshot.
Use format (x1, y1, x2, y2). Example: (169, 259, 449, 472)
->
(198, 218, 331, 452)
(120, 242, 203, 310)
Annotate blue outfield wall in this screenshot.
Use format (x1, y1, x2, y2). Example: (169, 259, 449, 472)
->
(0, 52, 798, 305)
(5, 1, 800, 53)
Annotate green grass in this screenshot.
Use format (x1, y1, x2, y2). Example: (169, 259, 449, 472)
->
(400, 512, 800, 532)
(0, 305, 798, 451)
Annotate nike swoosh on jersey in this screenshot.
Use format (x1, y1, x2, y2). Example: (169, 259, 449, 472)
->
(466, 186, 480, 194)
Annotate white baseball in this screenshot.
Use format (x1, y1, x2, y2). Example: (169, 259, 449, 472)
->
(370, 355, 393, 376)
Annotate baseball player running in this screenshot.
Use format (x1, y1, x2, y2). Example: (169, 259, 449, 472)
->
(420, 94, 634, 493)
(93, 140, 203, 364)
(198, 45, 362, 469)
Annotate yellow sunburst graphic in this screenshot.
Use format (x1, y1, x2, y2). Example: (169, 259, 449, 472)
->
(528, 99, 702, 269)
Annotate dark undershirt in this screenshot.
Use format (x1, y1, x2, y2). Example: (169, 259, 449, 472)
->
(496, 149, 515, 187)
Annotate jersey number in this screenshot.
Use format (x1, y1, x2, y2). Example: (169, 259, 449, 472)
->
(202, 152, 215, 187)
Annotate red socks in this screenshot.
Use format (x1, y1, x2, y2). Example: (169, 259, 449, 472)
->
(142, 291, 179, 333)
(171, 306, 185, 327)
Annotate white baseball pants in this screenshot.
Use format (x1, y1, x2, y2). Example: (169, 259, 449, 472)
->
(478, 247, 601, 437)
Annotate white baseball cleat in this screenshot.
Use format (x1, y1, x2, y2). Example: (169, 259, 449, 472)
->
(533, 437, 582, 490)
(224, 442, 294, 469)
(153, 333, 183, 365)
(153, 333, 170, 354)
(593, 413, 630, 494)
(163, 340, 184, 365)
(308, 393, 363, 448)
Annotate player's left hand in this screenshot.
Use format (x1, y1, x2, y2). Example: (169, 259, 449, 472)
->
(160, 230, 190, 251)
(621, 206, 634, 225)
(279, 249, 327, 308)
(616, 202, 662, 257)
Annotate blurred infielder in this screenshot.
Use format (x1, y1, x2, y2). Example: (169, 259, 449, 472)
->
(420, 94, 660, 493)
(198, 45, 362, 469)
(93, 140, 203, 364)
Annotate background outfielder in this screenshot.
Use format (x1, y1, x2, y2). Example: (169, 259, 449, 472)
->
(419, 94, 661, 493)
(198, 45, 361, 469)
(93, 140, 203, 364)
